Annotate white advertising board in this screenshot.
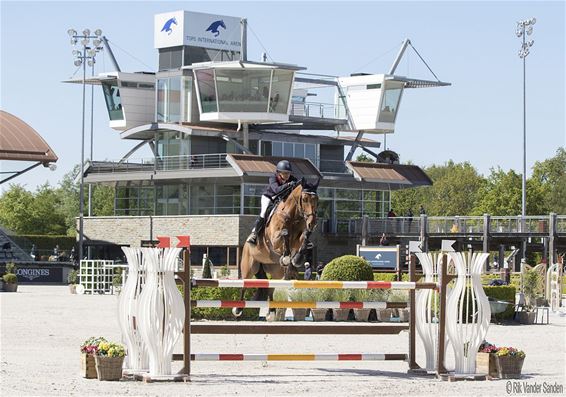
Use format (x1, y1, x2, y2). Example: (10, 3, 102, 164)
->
(155, 10, 242, 51)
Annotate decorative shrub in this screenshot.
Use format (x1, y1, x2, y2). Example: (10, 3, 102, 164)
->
(3, 273, 17, 284)
(5, 262, 16, 274)
(68, 270, 78, 284)
(483, 285, 516, 321)
(321, 255, 373, 281)
(178, 285, 259, 320)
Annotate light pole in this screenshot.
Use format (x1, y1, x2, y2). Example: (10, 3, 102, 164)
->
(516, 18, 535, 219)
(68, 28, 103, 262)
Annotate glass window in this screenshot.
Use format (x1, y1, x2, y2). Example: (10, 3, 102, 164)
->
(269, 70, 293, 114)
(169, 76, 181, 123)
(379, 82, 403, 123)
(216, 69, 271, 112)
(189, 184, 215, 215)
(101, 82, 124, 121)
(182, 76, 192, 122)
(283, 142, 293, 157)
(156, 184, 188, 215)
(243, 184, 263, 215)
(216, 185, 240, 214)
(295, 143, 304, 158)
(272, 141, 282, 156)
(156, 79, 168, 122)
(195, 69, 217, 113)
(305, 144, 316, 165)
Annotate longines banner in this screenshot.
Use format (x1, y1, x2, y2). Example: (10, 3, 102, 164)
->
(154, 10, 242, 51)
(15, 267, 63, 283)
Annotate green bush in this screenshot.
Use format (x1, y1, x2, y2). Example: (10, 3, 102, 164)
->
(321, 255, 373, 281)
(3, 273, 17, 284)
(5, 262, 16, 274)
(178, 285, 259, 320)
(483, 285, 516, 321)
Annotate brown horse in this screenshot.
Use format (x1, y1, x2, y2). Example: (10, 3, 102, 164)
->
(233, 179, 319, 317)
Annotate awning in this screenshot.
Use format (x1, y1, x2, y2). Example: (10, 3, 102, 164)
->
(346, 161, 432, 190)
(226, 154, 322, 178)
(0, 110, 58, 163)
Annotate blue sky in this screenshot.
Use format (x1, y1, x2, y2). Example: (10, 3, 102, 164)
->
(1, 1, 564, 192)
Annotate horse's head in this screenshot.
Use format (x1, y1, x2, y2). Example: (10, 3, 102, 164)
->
(300, 178, 320, 232)
(219, 20, 226, 29)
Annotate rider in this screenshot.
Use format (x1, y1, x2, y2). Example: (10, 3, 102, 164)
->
(247, 159, 297, 245)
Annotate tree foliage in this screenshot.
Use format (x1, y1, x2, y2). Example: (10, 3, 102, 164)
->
(0, 165, 115, 236)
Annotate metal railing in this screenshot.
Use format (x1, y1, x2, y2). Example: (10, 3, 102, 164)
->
(321, 215, 563, 236)
(290, 101, 346, 120)
(89, 153, 231, 174)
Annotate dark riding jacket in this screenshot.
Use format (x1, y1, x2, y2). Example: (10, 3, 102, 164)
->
(263, 173, 298, 199)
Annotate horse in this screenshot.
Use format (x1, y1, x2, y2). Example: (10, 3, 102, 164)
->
(233, 178, 319, 317)
(206, 20, 226, 37)
(161, 17, 178, 35)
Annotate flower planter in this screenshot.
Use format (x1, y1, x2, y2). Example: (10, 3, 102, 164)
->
(274, 308, 286, 321)
(95, 355, 124, 381)
(476, 352, 498, 378)
(80, 353, 98, 379)
(398, 308, 410, 322)
(332, 308, 350, 322)
(69, 284, 77, 294)
(495, 355, 525, 379)
(292, 308, 308, 321)
(311, 308, 329, 321)
(516, 311, 536, 324)
(3, 283, 17, 293)
(376, 308, 393, 322)
(353, 308, 371, 322)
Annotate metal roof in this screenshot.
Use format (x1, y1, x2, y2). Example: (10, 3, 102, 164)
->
(226, 154, 321, 178)
(345, 161, 432, 190)
(0, 111, 58, 163)
(385, 76, 451, 88)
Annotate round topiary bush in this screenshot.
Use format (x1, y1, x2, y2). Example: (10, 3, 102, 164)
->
(321, 255, 373, 281)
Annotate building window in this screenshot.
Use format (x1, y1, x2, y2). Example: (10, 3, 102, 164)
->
(115, 182, 154, 216)
(215, 185, 241, 214)
(156, 184, 188, 215)
(215, 69, 271, 112)
(189, 184, 215, 215)
(156, 130, 190, 170)
(271, 141, 318, 166)
(182, 76, 192, 122)
(156, 76, 182, 122)
(243, 184, 263, 215)
(269, 70, 293, 114)
(101, 82, 124, 121)
(378, 82, 403, 123)
(195, 69, 218, 113)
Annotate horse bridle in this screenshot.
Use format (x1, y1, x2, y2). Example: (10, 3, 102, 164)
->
(298, 191, 318, 232)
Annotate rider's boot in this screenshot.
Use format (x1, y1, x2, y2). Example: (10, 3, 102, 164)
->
(247, 216, 266, 245)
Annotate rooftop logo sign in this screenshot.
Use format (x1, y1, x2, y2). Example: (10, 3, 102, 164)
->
(206, 20, 226, 37)
(155, 10, 241, 52)
(161, 17, 178, 35)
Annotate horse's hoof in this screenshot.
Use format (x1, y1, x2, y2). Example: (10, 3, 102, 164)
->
(232, 307, 243, 317)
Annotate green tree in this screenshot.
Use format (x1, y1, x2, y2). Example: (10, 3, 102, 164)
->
(31, 183, 67, 234)
(531, 148, 566, 214)
(56, 166, 80, 235)
(355, 153, 373, 163)
(92, 185, 115, 216)
(0, 184, 35, 233)
(392, 161, 485, 216)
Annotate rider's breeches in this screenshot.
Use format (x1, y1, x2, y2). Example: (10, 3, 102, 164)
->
(260, 195, 271, 218)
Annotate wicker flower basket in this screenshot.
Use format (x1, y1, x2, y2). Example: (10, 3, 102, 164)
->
(353, 308, 371, 322)
(476, 352, 498, 378)
(292, 308, 308, 321)
(495, 355, 525, 379)
(94, 355, 124, 381)
(80, 353, 97, 379)
(332, 308, 350, 322)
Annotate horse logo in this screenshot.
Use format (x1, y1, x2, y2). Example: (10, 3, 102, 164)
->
(161, 17, 177, 35)
(206, 20, 226, 37)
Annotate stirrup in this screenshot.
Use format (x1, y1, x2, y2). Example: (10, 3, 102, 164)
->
(247, 232, 257, 244)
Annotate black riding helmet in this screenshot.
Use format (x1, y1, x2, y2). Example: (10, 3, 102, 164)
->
(276, 160, 292, 173)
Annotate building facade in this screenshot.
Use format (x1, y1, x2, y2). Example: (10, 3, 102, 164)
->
(67, 10, 448, 265)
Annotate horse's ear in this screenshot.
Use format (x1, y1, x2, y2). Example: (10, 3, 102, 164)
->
(314, 177, 320, 189)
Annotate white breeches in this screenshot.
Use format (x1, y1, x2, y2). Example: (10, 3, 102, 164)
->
(260, 195, 272, 218)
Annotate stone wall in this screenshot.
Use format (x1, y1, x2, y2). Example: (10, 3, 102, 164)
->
(81, 215, 360, 264)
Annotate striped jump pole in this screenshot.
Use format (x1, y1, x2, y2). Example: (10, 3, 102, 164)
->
(190, 353, 408, 361)
(192, 279, 437, 290)
(191, 300, 407, 309)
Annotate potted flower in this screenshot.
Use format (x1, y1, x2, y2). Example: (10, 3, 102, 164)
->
(517, 269, 541, 324)
(388, 290, 409, 322)
(332, 290, 352, 321)
(288, 288, 308, 321)
(68, 270, 78, 294)
(272, 288, 288, 321)
(310, 289, 333, 321)
(80, 336, 108, 378)
(94, 340, 126, 381)
(495, 347, 526, 379)
(3, 262, 18, 293)
(476, 341, 499, 378)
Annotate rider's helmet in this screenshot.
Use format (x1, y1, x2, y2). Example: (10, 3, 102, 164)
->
(276, 160, 292, 173)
